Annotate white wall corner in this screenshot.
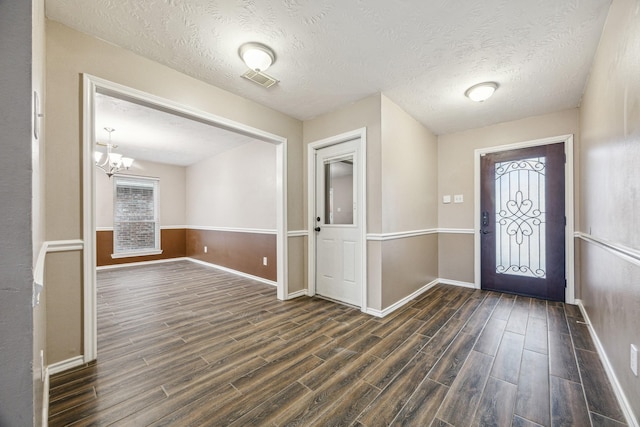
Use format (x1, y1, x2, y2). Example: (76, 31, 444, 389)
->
(437, 278, 478, 289)
(366, 279, 439, 318)
(48, 355, 85, 376)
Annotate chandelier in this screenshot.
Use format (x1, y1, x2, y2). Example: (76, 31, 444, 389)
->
(94, 127, 134, 177)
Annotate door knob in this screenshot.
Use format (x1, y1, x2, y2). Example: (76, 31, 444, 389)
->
(314, 226, 321, 232)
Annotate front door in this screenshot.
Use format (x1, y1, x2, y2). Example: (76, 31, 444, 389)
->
(314, 139, 362, 306)
(480, 143, 566, 301)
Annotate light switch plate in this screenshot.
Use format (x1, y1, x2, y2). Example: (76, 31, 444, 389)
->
(443, 195, 451, 204)
(631, 344, 638, 376)
(454, 194, 464, 203)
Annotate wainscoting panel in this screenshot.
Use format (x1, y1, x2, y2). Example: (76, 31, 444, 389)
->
(186, 229, 277, 281)
(96, 228, 186, 266)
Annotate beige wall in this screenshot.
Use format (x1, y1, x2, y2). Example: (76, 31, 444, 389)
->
(437, 109, 579, 283)
(381, 95, 438, 232)
(186, 141, 276, 229)
(304, 94, 383, 231)
(303, 94, 384, 308)
(303, 94, 439, 310)
(96, 160, 186, 228)
(45, 252, 83, 364)
(578, 0, 640, 418)
(380, 95, 439, 308)
(45, 20, 303, 365)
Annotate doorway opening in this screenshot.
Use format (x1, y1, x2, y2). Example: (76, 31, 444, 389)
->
(82, 74, 288, 362)
(474, 135, 574, 303)
(307, 128, 367, 311)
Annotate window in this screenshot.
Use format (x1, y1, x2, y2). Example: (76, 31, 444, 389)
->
(112, 176, 161, 258)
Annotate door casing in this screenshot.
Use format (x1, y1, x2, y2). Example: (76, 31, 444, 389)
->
(474, 134, 575, 303)
(307, 128, 367, 311)
(82, 74, 289, 363)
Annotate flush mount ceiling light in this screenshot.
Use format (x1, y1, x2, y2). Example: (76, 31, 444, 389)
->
(465, 81, 499, 102)
(238, 42, 275, 72)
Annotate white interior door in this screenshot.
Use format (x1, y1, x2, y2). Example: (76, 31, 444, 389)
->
(314, 139, 362, 306)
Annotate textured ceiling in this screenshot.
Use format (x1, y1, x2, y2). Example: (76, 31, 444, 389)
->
(95, 92, 256, 166)
(47, 0, 611, 135)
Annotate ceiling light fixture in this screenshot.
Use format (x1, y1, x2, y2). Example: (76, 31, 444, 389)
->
(465, 82, 499, 102)
(238, 42, 275, 72)
(94, 127, 134, 178)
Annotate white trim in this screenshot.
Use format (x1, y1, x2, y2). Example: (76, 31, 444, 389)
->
(96, 257, 189, 271)
(47, 355, 85, 376)
(366, 228, 474, 241)
(307, 127, 367, 312)
(366, 279, 439, 318)
(576, 300, 639, 427)
(187, 258, 277, 287)
(438, 228, 475, 235)
(287, 230, 309, 237)
(42, 366, 49, 427)
(473, 134, 575, 301)
(33, 240, 85, 306)
(83, 74, 289, 364)
(34, 242, 48, 288)
(110, 249, 163, 259)
(287, 289, 308, 298)
(96, 225, 277, 234)
(47, 239, 84, 252)
(367, 229, 438, 241)
(188, 225, 277, 234)
(575, 232, 640, 268)
(438, 278, 477, 289)
(83, 75, 98, 363)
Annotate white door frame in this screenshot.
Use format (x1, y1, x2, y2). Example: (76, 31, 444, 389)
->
(473, 134, 575, 303)
(82, 74, 288, 362)
(307, 128, 367, 312)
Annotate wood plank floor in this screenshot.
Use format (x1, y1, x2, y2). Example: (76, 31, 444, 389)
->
(49, 260, 627, 426)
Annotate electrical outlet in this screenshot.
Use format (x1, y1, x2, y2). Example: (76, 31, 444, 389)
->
(631, 344, 638, 376)
(454, 194, 464, 203)
(204, 246, 208, 253)
(263, 257, 268, 266)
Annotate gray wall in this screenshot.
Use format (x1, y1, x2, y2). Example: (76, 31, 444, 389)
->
(0, 0, 35, 425)
(578, 0, 640, 418)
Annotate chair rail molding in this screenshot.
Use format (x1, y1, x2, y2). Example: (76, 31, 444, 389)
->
(575, 231, 640, 268)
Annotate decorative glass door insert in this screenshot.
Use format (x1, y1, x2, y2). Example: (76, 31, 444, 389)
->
(495, 156, 546, 279)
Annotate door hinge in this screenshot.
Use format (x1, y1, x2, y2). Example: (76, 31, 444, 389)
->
(564, 153, 567, 163)
(564, 216, 566, 226)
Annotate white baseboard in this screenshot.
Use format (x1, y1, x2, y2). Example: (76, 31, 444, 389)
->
(96, 257, 189, 270)
(187, 258, 277, 287)
(48, 355, 85, 376)
(438, 278, 478, 289)
(366, 279, 439, 318)
(576, 299, 639, 427)
(286, 289, 308, 299)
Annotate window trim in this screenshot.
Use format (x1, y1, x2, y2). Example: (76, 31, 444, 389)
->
(111, 175, 162, 258)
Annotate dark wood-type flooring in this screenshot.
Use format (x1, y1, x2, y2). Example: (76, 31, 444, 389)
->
(49, 260, 627, 426)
